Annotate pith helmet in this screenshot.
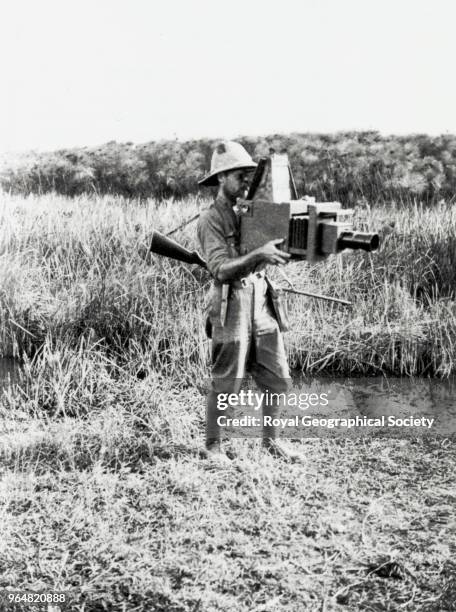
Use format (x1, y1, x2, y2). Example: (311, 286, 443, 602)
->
(198, 140, 257, 186)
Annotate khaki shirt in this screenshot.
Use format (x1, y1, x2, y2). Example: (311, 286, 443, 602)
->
(197, 193, 240, 283)
(197, 193, 244, 328)
(197, 193, 270, 330)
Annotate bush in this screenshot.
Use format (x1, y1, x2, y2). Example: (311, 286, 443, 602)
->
(2, 131, 456, 204)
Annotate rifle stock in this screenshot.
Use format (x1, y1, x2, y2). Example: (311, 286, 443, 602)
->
(150, 230, 207, 268)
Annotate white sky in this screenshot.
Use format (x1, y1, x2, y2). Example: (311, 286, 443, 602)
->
(1, 0, 455, 153)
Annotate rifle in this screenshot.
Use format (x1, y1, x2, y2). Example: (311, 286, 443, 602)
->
(150, 229, 206, 268)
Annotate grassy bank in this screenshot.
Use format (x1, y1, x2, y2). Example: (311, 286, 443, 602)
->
(0, 193, 455, 610)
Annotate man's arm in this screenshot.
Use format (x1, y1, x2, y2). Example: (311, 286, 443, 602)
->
(197, 210, 290, 282)
(216, 239, 290, 282)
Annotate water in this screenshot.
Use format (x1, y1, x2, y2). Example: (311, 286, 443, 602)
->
(292, 376, 456, 436)
(0, 359, 454, 435)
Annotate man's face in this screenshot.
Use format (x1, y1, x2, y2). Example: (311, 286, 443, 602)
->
(219, 169, 253, 202)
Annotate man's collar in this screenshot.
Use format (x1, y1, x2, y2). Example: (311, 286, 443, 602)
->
(214, 192, 234, 210)
(214, 192, 240, 226)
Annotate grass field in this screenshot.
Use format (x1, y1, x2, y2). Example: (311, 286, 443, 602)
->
(0, 193, 455, 611)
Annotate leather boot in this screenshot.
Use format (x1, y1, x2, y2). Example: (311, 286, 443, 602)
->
(205, 390, 231, 465)
(262, 395, 306, 463)
(262, 438, 307, 463)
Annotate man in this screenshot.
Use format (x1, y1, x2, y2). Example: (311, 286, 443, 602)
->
(197, 140, 305, 464)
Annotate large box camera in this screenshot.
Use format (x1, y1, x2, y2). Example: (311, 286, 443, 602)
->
(238, 153, 379, 263)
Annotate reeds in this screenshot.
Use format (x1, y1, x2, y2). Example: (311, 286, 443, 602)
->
(1, 193, 456, 394)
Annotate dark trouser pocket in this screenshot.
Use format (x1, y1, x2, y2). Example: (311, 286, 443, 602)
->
(205, 316, 213, 339)
(266, 284, 289, 332)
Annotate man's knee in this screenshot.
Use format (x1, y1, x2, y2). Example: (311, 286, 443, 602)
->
(211, 336, 250, 381)
(254, 328, 289, 378)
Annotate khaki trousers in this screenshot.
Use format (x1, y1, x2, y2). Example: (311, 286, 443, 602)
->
(206, 277, 290, 446)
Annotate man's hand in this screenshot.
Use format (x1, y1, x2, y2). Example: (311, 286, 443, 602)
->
(216, 239, 290, 282)
(254, 239, 291, 266)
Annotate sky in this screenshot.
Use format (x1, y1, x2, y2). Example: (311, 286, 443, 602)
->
(1, 0, 455, 153)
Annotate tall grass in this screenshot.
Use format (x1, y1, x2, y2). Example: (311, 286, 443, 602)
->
(0, 194, 209, 398)
(1, 192, 456, 395)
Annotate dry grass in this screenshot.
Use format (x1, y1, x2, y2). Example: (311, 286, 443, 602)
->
(1, 394, 455, 611)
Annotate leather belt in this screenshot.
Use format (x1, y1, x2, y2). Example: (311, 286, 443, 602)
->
(231, 270, 265, 289)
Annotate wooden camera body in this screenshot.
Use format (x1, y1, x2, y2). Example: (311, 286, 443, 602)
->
(238, 153, 379, 263)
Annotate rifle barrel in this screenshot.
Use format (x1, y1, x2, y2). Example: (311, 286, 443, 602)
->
(282, 287, 351, 306)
